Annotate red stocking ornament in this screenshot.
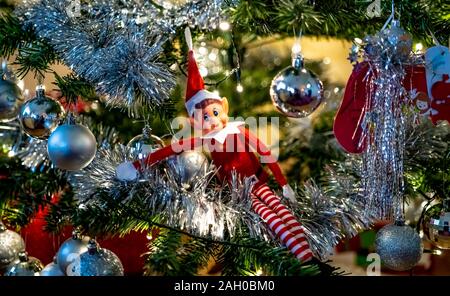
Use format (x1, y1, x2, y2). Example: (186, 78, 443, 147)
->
(333, 62, 372, 154)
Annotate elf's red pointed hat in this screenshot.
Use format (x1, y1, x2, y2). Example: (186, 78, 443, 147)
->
(184, 27, 222, 116)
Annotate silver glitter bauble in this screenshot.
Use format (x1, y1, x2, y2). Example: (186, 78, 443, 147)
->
(4, 252, 44, 276)
(18, 87, 65, 139)
(375, 222, 423, 271)
(167, 150, 208, 189)
(127, 126, 164, 160)
(0, 78, 23, 122)
(270, 54, 323, 118)
(381, 20, 412, 61)
(40, 257, 65, 276)
(47, 123, 97, 171)
(0, 222, 26, 271)
(67, 240, 123, 276)
(422, 200, 450, 249)
(57, 235, 90, 274)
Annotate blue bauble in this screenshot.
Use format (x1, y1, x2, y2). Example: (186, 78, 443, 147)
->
(47, 124, 97, 171)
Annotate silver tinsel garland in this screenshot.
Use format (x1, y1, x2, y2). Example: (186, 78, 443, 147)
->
(295, 178, 373, 261)
(161, 0, 232, 30)
(354, 20, 421, 220)
(69, 145, 272, 241)
(18, 0, 176, 116)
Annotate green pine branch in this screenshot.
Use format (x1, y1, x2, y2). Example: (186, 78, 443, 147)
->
(0, 156, 67, 227)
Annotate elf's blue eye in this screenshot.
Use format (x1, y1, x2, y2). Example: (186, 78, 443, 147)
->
(213, 109, 219, 116)
(203, 114, 209, 121)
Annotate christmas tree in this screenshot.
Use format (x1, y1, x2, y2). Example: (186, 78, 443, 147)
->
(0, 0, 448, 276)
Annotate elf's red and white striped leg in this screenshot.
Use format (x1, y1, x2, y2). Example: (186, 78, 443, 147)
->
(252, 198, 312, 262)
(253, 185, 307, 240)
(253, 184, 313, 261)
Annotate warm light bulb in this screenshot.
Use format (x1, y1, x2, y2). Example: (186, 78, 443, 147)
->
(236, 83, 244, 93)
(219, 21, 230, 31)
(208, 52, 217, 61)
(433, 249, 442, 255)
(292, 43, 302, 55)
(415, 43, 423, 52)
(199, 66, 208, 77)
(17, 80, 25, 91)
(198, 46, 208, 55)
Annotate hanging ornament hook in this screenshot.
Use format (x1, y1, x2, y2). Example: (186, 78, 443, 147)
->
(292, 25, 304, 69)
(382, 0, 396, 30)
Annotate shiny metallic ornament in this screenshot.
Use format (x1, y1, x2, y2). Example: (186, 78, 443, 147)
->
(375, 222, 423, 271)
(127, 126, 164, 160)
(40, 257, 65, 276)
(68, 240, 123, 276)
(18, 87, 65, 139)
(57, 234, 90, 274)
(381, 20, 412, 61)
(0, 222, 26, 271)
(47, 123, 97, 171)
(0, 78, 23, 123)
(4, 252, 44, 276)
(270, 53, 323, 118)
(167, 150, 208, 189)
(422, 200, 450, 249)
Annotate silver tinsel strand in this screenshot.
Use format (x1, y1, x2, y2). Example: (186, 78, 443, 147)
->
(295, 179, 373, 261)
(161, 0, 233, 31)
(355, 21, 420, 220)
(18, 0, 176, 116)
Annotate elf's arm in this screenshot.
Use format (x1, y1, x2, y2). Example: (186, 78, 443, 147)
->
(243, 128, 297, 203)
(116, 137, 202, 180)
(243, 128, 287, 187)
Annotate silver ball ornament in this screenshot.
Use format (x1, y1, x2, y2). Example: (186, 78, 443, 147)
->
(40, 257, 65, 276)
(381, 20, 412, 60)
(0, 222, 26, 271)
(18, 88, 65, 139)
(4, 252, 44, 276)
(0, 78, 23, 122)
(375, 222, 423, 271)
(47, 123, 97, 171)
(270, 54, 323, 118)
(422, 200, 450, 249)
(68, 240, 124, 276)
(127, 126, 164, 160)
(167, 150, 208, 190)
(57, 235, 90, 274)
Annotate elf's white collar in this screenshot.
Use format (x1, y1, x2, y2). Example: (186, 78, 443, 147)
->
(201, 121, 245, 144)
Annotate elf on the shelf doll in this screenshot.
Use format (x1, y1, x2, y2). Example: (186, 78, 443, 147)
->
(116, 28, 312, 262)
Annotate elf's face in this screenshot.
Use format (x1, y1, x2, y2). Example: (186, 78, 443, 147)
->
(191, 98, 229, 135)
